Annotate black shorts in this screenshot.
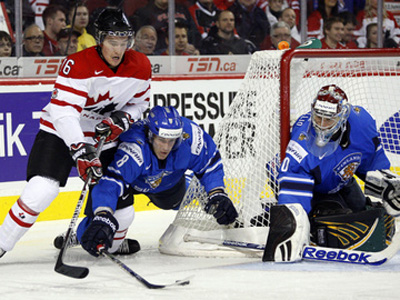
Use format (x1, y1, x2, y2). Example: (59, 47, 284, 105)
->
(27, 130, 74, 187)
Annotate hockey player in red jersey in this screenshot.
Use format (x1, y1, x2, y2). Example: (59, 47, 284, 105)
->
(0, 8, 151, 259)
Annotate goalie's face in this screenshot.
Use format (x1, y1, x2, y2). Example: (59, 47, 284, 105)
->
(152, 135, 177, 160)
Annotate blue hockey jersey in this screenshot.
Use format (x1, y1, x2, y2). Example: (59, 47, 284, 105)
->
(91, 117, 225, 212)
(278, 105, 390, 213)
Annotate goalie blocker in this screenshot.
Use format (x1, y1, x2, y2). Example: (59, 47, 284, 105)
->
(262, 201, 395, 262)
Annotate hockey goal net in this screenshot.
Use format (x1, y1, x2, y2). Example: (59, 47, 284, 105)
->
(159, 49, 400, 257)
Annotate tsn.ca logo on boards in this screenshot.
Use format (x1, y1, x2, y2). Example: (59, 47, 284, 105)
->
(186, 57, 238, 73)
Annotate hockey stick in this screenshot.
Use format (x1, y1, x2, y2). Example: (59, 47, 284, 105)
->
(183, 225, 400, 266)
(54, 137, 106, 279)
(100, 249, 191, 289)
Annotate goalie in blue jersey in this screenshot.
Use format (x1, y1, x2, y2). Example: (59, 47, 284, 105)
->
(70, 106, 238, 257)
(263, 84, 400, 262)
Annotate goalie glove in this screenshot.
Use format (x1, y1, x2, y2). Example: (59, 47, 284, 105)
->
(81, 210, 119, 257)
(94, 111, 133, 143)
(205, 190, 238, 225)
(70, 142, 102, 185)
(365, 170, 400, 216)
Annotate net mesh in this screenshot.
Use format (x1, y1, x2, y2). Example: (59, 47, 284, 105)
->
(159, 50, 400, 257)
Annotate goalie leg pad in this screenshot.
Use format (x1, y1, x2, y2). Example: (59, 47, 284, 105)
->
(262, 203, 310, 262)
(311, 206, 387, 252)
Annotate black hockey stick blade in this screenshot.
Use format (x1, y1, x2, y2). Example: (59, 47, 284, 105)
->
(54, 228, 89, 279)
(101, 249, 191, 289)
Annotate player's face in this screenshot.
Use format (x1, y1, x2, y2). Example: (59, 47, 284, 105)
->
(152, 136, 177, 160)
(101, 36, 129, 67)
(313, 114, 339, 130)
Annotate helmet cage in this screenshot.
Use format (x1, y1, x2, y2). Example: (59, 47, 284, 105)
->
(310, 85, 349, 147)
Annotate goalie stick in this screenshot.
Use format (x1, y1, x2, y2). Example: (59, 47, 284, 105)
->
(183, 221, 400, 266)
(100, 248, 191, 289)
(54, 137, 106, 279)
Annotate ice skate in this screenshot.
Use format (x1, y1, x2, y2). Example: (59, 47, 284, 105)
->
(113, 239, 141, 255)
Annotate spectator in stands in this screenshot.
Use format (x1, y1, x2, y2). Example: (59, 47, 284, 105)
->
(189, 0, 220, 39)
(228, 0, 270, 50)
(279, 7, 300, 43)
(365, 22, 380, 48)
(68, 2, 96, 52)
(55, 28, 80, 56)
(338, 11, 358, 49)
(42, 4, 67, 56)
(0, 31, 13, 57)
(29, 0, 49, 30)
(308, 0, 340, 39)
(159, 20, 200, 55)
(200, 10, 252, 54)
(265, 0, 284, 28)
(133, 25, 158, 55)
(261, 20, 300, 50)
(319, 16, 346, 49)
(130, 0, 201, 52)
(23, 24, 45, 56)
(354, 0, 399, 48)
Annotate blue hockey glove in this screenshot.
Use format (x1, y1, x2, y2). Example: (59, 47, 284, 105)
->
(205, 191, 238, 225)
(81, 211, 119, 257)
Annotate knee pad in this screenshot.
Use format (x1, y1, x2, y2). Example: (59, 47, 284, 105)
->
(20, 176, 60, 212)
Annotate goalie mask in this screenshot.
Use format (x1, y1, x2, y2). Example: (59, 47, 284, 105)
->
(147, 106, 183, 151)
(306, 84, 350, 158)
(94, 8, 134, 48)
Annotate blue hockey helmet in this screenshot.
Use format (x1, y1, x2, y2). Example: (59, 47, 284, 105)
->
(147, 106, 183, 150)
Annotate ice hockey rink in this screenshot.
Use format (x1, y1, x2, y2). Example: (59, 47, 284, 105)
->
(0, 209, 399, 300)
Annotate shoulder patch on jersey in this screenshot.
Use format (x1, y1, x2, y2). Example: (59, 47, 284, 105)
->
(333, 152, 362, 182)
(119, 142, 144, 166)
(353, 106, 361, 114)
(191, 123, 204, 155)
(287, 140, 308, 163)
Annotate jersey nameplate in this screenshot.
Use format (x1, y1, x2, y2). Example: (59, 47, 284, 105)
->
(287, 140, 308, 163)
(120, 142, 144, 166)
(191, 124, 204, 156)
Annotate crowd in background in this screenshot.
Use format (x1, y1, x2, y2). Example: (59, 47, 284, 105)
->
(0, 0, 399, 58)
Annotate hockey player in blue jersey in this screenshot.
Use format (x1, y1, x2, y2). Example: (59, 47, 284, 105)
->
(75, 106, 238, 257)
(263, 84, 400, 262)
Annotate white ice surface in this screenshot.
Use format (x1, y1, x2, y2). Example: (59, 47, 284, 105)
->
(1, 210, 400, 300)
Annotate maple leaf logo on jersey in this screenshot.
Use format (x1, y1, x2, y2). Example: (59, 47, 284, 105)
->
(86, 91, 118, 115)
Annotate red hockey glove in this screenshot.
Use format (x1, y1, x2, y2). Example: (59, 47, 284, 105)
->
(94, 111, 133, 143)
(70, 142, 102, 184)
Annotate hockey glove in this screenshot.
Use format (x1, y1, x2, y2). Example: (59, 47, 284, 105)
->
(81, 211, 119, 257)
(70, 142, 102, 184)
(205, 191, 238, 225)
(94, 111, 133, 143)
(365, 170, 400, 216)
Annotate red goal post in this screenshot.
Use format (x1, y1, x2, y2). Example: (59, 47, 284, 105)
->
(159, 48, 400, 257)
